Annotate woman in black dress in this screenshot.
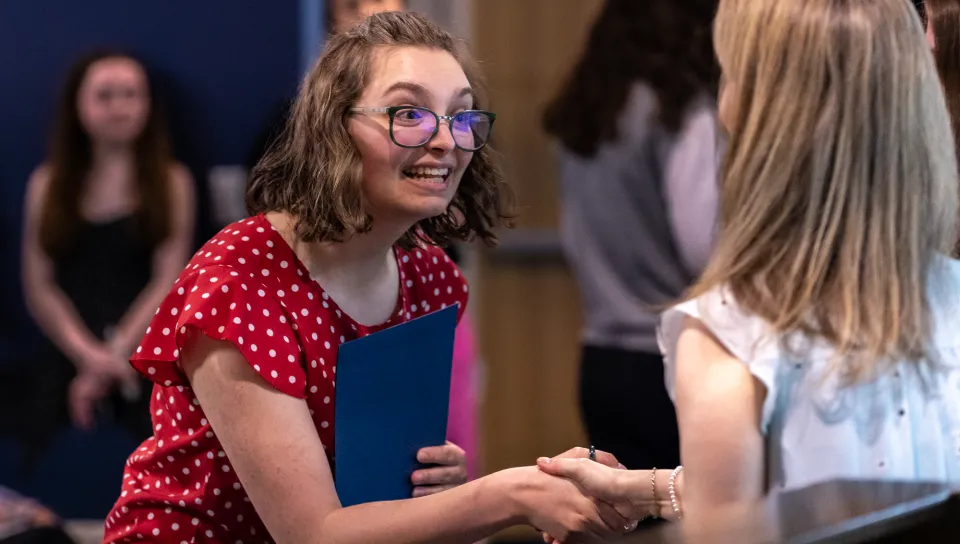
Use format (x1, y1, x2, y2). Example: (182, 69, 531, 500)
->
(21, 49, 195, 454)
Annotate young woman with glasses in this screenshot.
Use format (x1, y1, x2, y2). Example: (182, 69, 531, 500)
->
(101, 11, 649, 544)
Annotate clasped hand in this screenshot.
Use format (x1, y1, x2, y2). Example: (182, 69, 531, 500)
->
(68, 339, 141, 429)
(534, 447, 654, 544)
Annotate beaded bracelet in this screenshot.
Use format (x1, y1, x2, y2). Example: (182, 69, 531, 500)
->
(669, 466, 684, 520)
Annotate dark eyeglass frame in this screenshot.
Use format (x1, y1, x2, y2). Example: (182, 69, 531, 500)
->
(349, 105, 496, 152)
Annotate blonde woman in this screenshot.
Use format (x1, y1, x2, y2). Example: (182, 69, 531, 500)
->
(537, 0, 960, 528)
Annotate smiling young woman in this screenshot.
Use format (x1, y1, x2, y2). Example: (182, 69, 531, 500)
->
(98, 11, 654, 544)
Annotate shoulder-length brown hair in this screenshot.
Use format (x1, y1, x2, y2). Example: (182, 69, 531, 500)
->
(248, 11, 514, 250)
(542, 0, 720, 158)
(40, 49, 173, 256)
(691, 0, 957, 383)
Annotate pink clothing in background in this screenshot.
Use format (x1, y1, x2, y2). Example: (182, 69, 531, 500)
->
(447, 312, 480, 480)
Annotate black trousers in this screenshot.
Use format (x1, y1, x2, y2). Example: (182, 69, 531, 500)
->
(579, 345, 680, 471)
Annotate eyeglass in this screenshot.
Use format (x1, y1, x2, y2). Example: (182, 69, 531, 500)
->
(349, 106, 496, 152)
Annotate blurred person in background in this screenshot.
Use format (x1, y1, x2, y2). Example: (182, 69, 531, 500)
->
(923, 0, 960, 255)
(542, 0, 721, 473)
(21, 50, 195, 449)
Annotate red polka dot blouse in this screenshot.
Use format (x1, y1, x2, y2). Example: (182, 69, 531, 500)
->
(102, 214, 468, 543)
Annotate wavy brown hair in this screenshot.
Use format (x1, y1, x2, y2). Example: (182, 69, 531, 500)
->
(542, 0, 720, 158)
(248, 11, 514, 249)
(690, 0, 957, 383)
(40, 49, 173, 256)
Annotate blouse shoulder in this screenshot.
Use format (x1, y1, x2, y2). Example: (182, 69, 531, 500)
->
(397, 244, 469, 323)
(659, 288, 780, 432)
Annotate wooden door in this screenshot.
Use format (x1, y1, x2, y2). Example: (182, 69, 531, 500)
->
(468, 1, 604, 540)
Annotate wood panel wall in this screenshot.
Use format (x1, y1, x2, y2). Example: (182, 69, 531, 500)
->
(468, 1, 603, 540)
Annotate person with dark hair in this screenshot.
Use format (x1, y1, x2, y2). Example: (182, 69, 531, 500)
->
(543, 0, 722, 474)
(101, 12, 650, 544)
(922, 0, 960, 253)
(925, 1, 960, 144)
(21, 50, 195, 446)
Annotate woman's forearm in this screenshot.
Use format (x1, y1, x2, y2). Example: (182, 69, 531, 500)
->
(24, 278, 100, 366)
(318, 470, 521, 544)
(109, 280, 175, 358)
(617, 469, 681, 522)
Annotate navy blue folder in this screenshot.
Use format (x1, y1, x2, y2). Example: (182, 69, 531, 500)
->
(333, 303, 458, 507)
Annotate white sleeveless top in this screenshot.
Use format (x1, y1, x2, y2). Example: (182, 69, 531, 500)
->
(659, 257, 960, 492)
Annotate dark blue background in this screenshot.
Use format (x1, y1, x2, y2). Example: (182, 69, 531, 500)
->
(0, 0, 310, 366)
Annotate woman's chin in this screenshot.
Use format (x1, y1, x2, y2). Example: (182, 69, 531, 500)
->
(404, 199, 455, 223)
(371, 200, 452, 230)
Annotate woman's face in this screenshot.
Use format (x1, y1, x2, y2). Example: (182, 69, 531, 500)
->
(76, 57, 150, 146)
(927, 17, 937, 50)
(347, 46, 476, 226)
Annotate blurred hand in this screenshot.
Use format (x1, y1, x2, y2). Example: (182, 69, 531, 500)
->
(105, 337, 143, 397)
(68, 371, 110, 429)
(81, 340, 139, 394)
(412, 441, 468, 497)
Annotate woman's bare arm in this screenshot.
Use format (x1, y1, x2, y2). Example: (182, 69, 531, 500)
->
(181, 331, 531, 544)
(673, 316, 766, 515)
(21, 166, 106, 368)
(109, 164, 196, 358)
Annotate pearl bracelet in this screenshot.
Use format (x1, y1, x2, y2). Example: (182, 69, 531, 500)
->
(650, 467, 660, 519)
(669, 466, 684, 520)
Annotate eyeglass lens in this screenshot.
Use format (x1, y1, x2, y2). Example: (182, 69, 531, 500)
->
(391, 107, 492, 150)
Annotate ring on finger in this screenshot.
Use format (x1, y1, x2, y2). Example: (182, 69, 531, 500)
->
(623, 517, 645, 533)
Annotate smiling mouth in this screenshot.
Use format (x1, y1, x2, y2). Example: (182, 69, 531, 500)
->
(402, 166, 451, 184)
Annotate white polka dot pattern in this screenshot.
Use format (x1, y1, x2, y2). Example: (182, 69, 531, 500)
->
(134, 267, 306, 399)
(103, 214, 468, 543)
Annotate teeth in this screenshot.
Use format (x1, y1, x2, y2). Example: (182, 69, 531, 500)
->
(405, 166, 450, 178)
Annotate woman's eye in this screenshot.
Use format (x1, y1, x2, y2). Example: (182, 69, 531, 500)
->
(397, 109, 425, 120)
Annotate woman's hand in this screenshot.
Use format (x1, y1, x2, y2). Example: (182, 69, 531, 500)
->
(412, 441, 468, 497)
(550, 446, 624, 469)
(68, 371, 110, 429)
(537, 457, 670, 522)
(79, 341, 135, 383)
(507, 466, 633, 544)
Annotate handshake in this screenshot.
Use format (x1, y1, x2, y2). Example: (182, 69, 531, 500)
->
(520, 447, 685, 544)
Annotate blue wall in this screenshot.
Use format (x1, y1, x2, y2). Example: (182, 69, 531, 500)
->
(0, 1, 315, 364)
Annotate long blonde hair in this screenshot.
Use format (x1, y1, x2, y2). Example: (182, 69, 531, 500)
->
(689, 0, 959, 382)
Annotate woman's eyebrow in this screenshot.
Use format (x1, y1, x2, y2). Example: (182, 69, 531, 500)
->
(382, 81, 474, 103)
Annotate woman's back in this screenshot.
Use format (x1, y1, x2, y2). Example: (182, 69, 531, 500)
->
(558, 82, 719, 352)
(661, 256, 960, 492)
